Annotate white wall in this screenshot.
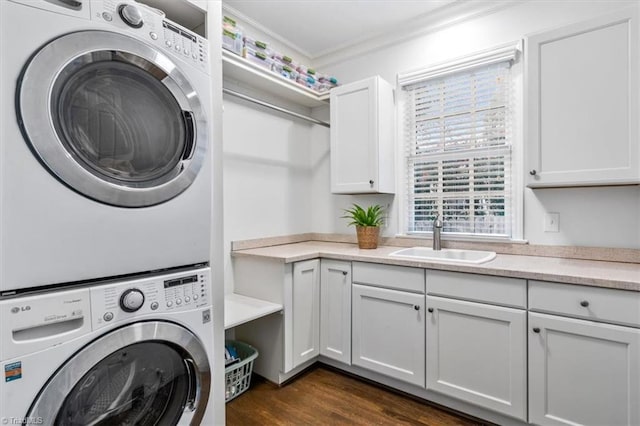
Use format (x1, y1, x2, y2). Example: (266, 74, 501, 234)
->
(222, 91, 315, 293)
(309, 0, 640, 249)
(222, 0, 640, 287)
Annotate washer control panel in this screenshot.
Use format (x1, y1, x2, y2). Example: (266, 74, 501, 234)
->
(91, 0, 209, 72)
(91, 267, 210, 329)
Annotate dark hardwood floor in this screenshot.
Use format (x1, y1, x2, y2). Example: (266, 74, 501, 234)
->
(226, 365, 488, 425)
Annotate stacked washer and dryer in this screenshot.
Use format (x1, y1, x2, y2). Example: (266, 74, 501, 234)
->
(0, 0, 216, 424)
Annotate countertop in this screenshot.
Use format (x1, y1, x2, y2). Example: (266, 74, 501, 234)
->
(232, 241, 640, 292)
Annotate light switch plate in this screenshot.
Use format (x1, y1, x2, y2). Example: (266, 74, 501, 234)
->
(544, 212, 560, 233)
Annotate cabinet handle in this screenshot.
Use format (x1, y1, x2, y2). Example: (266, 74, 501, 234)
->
(427, 308, 434, 313)
(342, 271, 348, 276)
(369, 179, 374, 185)
(413, 305, 420, 311)
(532, 327, 541, 333)
(580, 300, 589, 307)
(529, 169, 537, 176)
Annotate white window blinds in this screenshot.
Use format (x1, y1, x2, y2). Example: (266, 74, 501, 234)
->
(402, 58, 514, 237)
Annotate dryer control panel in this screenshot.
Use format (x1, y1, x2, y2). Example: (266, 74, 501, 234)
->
(91, 0, 209, 73)
(91, 266, 211, 329)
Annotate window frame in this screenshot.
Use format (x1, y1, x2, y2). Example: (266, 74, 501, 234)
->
(396, 41, 524, 242)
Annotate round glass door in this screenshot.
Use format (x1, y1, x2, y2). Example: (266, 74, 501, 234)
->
(52, 60, 188, 186)
(27, 321, 211, 425)
(55, 342, 190, 425)
(18, 31, 208, 207)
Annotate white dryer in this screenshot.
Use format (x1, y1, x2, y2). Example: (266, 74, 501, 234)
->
(0, 266, 215, 425)
(0, 0, 212, 294)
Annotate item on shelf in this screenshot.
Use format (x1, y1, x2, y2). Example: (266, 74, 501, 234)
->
(243, 46, 275, 71)
(228, 26, 338, 96)
(273, 62, 299, 80)
(222, 16, 243, 56)
(318, 75, 338, 85)
(315, 82, 333, 93)
(273, 52, 299, 70)
(244, 36, 273, 57)
(295, 73, 316, 89)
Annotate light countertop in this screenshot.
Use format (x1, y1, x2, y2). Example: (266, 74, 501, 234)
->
(232, 241, 640, 292)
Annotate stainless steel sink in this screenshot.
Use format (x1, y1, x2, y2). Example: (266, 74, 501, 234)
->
(389, 247, 496, 264)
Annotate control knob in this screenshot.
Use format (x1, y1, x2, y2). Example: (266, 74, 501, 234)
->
(120, 288, 145, 312)
(118, 4, 144, 28)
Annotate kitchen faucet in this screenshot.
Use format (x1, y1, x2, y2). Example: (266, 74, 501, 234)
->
(433, 213, 443, 251)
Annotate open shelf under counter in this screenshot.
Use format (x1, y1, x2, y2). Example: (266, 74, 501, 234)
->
(222, 50, 330, 108)
(224, 293, 283, 330)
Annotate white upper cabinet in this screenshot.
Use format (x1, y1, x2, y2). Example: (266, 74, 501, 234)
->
(525, 7, 640, 187)
(330, 76, 395, 194)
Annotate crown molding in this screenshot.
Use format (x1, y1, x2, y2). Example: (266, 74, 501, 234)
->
(221, 1, 523, 70)
(312, 0, 522, 69)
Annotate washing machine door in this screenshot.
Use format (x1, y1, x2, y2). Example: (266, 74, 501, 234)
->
(17, 30, 208, 207)
(26, 321, 211, 425)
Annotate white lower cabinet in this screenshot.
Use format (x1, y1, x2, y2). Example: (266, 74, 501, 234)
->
(235, 255, 639, 425)
(528, 312, 640, 426)
(426, 295, 527, 420)
(288, 259, 320, 370)
(319, 259, 351, 364)
(352, 283, 425, 387)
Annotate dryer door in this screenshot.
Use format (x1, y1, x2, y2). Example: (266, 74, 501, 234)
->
(26, 321, 211, 425)
(17, 30, 208, 207)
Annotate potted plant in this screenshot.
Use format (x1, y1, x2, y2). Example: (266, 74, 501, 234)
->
(342, 203, 385, 249)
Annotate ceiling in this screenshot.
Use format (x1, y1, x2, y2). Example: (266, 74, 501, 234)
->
(222, 0, 460, 59)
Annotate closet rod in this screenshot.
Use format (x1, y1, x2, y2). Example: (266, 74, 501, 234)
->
(222, 87, 330, 128)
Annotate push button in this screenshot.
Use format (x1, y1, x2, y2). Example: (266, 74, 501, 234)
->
(103, 312, 114, 322)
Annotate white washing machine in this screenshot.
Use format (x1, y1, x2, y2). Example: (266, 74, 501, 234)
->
(0, 0, 212, 294)
(0, 266, 215, 425)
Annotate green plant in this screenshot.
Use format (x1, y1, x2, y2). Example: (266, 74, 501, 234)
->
(341, 204, 385, 227)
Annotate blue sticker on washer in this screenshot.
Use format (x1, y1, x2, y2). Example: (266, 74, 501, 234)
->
(4, 361, 22, 382)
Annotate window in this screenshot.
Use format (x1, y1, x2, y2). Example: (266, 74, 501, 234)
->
(399, 44, 519, 239)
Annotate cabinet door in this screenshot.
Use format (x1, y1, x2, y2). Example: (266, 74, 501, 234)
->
(330, 76, 395, 194)
(320, 260, 351, 364)
(426, 296, 526, 420)
(529, 312, 640, 426)
(526, 8, 639, 187)
(287, 259, 320, 371)
(352, 284, 425, 387)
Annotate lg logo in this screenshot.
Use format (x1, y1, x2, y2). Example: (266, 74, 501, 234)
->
(10, 306, 30, 314)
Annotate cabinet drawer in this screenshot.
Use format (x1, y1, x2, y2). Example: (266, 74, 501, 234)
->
(352, 262, 424, 293)
(529, 280, 640, 327)
(427, 270, 526, 308)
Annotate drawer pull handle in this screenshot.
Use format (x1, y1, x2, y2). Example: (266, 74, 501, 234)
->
(427, 308, 434, 313)
(529, 169, 537, 176)
(580, 300, 589, 307)
(342, 271, 348, 276)
(532, 327, 541, 333)
(413, 305, 420, 311)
